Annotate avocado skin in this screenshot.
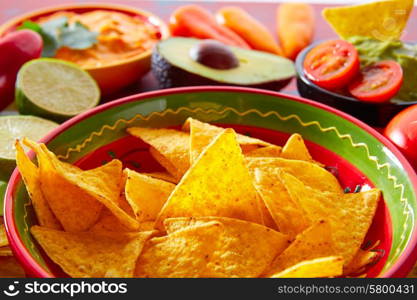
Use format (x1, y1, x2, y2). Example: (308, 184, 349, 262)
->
(151, 47, 292, 91)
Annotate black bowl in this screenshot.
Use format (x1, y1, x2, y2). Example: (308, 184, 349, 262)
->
(295, 41, 417, 127)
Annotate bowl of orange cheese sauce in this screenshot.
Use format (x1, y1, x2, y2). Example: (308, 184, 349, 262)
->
(0, 4, 170, 94)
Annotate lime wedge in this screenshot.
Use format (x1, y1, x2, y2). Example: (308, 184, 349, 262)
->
(0, 180, 7, 216)
(16, 58, 100, 122)
(0, 115, 58, 181)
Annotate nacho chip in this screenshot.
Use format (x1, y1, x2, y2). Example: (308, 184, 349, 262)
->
(24, 140, 103, 232)
(15, 141, 61, 229)
(281, 172, 381, 266)
(142, 172, 178, 184)
(265, 220, 336, 276)
(127, 127, 190, 180)
(90, 209, 131, 233)
(184, 118, 271, 163)
(0, 246, 12, 256)
(155, 129, 264, 229)
(247, 157, 343, 193)
(163, 217, 290, 277)
(137, 218, 289, 278)
(344, 249, 378, 275)
(323, 0, 413, 40)
(244, 145, 282, 158)
(258, 197, 279, 230)
(0, 257, 25, 278)
(0, 224, 8, 247)
(31, 226, 154, 278)
(124, 169, 175, 221)
(281, 133, 314, 161)
(253, 168, 310, 238)
(25, 139, 139, 231)
(136, 221, 224, 277)
(118, 194, 135, 217)
(271, 256, 344, 278)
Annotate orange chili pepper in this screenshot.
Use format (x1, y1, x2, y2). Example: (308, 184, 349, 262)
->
(216, 6, 282, 55)
(277, 3, 315, 60)
(169, 5, 250, 49)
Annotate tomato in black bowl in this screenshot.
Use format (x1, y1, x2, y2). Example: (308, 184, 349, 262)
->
(295, 40, 416, 127)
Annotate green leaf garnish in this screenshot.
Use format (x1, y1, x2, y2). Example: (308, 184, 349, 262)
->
(18, 16, 97, 57)
(60, 22, 98, 50)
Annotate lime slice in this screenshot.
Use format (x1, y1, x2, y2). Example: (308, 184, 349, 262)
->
(15, 58, 100, 122)
(0, 180, 7, 216)
(0, 115, 58, 181)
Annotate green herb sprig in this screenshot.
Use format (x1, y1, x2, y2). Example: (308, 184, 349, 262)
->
(19, 16, 98, 57)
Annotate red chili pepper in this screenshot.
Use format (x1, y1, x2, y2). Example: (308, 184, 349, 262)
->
(169, 5, 250, 49)
(0, 30, 43, 110)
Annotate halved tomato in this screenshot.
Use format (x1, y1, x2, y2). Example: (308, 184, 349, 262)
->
(303, 40, 359, 90)
(385, 104, 417, 169)
(349, 61, 403, 103)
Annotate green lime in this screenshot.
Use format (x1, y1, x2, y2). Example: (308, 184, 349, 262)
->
(0, 180, 6, 216)
(0, 115, 58, 181)
(15, 58, 100, 123)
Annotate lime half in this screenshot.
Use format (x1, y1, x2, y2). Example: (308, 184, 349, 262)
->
(16, 58, 100, 122)
(0, 115, 58, 181)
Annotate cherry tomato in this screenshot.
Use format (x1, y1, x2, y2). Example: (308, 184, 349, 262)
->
(349, 61, 403, 103)
(385, 104, 417, 169)
(303, 39, 359, 90)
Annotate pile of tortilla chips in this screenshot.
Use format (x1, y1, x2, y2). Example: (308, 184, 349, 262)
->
(16, 118, 381, 278)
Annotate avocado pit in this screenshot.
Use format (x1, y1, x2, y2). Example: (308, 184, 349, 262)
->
(189, 40, 239, 70)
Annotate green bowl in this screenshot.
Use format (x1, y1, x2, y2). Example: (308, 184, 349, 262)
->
(4, 86, 417, 277)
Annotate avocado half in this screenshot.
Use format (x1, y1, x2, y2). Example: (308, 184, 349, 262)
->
(152, 37, 295, 90)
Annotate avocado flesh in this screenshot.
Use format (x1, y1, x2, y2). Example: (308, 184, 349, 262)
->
(152, 37, 295, 89)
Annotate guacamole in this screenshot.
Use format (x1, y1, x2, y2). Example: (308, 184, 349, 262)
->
(348, 36, 417, 103)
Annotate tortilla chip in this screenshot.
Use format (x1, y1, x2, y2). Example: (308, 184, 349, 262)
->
(265, 220, 336, 276)
(136, 221, 224, 277)
(138, 221, 156, 232)
(137, 218, 289, 278)
(24, 140, 103, 232)
(25, 139, 139, 231)
(253, 168, 310, 238)
(0, 257, 25, 278)
(124, 169, 175, 221)
(127, 127, 190, 180)
(247, 157, 343, 193)
(0, 246, 12, 256)
(344, 249, 378, 275)
(184, 118, 271, 163)
(258, 196, 279, 230)
(163, 217, 290, 277)
(323, 0, 413, 40)
(90, 209, 131, 233)
(0, 224, 8, 247)
(271, 256, 344, 278)
(15, 141, 61, 229)
(118, 193, 135, 217)
(142, 172, 178, 184)
(155, 129, 264, 230)
(244, 145, 282, 158)
(281, 134, 319, 165)
(31, 225, 154, 278)
(91, 207, 157, 234)
(281, 172, 381, 266)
